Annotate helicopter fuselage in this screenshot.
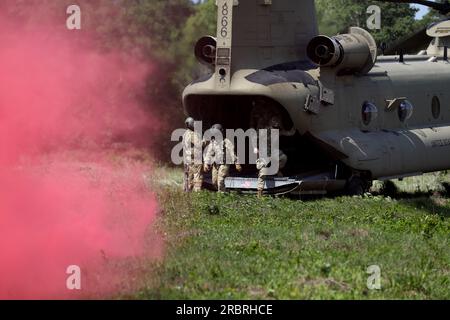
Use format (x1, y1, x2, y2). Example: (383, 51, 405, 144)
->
(182, 0, 450, 194)
(183, 55, 450, 183)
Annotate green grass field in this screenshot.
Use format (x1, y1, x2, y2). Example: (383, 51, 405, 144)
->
(133, 169, 449, 300)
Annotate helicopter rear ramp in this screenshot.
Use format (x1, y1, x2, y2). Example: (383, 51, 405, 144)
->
(207, 172, 347, 196)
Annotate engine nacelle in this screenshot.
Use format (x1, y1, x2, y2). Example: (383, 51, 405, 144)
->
(195, 36, 217, 66)
(307, 27, 377, 75)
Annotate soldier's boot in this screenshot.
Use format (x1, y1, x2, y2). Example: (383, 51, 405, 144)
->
(193, 177, 203, 192)
(257, 189, 264, 198)
(212, 167, 219, 191)
(217, 179, 226, 193)
(217, 166, 229, 193)
(192, 165, 203, 192)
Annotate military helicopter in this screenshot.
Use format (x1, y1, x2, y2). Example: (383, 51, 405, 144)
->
(182, 0, 450, 196)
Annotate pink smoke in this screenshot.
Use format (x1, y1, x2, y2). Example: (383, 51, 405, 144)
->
(0, 8, 161, 299)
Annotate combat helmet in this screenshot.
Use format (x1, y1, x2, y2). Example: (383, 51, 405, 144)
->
(185, 117, 195, 130)
(270, 117, 282, 129)
(211, 123, 223, 132)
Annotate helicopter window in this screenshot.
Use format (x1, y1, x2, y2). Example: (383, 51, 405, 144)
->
(361, 102, 378, 125)
(245, 70, 316, 87)
(398, 100, 414, 122)
(432, 96, 441, 119)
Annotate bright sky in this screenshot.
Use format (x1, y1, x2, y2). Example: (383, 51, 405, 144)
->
(413, 4, 430, 19)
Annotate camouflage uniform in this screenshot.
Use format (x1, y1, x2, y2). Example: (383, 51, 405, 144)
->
(183, 128, 203, 192)
(250, 103, 295, 196)
(255, 128, 288, 194)
(205, 138, 239, 192)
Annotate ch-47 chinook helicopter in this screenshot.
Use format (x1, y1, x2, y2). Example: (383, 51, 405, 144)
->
(182, 0, 450, 196)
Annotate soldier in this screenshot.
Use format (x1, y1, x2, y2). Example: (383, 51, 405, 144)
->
(183, 117, 204, 192)
(204, 124, 242, 192)
(250, 99, 296, 136)
(255, 117, 290, 197)
(250, 100, 296, 197)
(249, 98, 273, 132)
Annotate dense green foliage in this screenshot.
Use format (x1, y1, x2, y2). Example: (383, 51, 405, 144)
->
(133, 184, 449, 299)
(316, 0, 423, 45)
(173, 0, 217, 90)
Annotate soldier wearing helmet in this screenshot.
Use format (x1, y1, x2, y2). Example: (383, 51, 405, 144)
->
(183, 117, 204, 192)
(204, 124, 242, 192)
(250, 100, 295, 197)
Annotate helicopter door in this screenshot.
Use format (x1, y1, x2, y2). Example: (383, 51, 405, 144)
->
(365, 74, 396, 174)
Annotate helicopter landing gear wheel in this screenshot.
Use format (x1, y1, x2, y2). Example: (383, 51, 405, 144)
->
(346, 176, 370, 196)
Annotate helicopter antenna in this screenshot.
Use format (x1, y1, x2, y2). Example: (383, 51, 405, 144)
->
(382, 0, 450, 15)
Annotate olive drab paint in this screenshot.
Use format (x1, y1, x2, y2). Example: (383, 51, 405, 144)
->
(215, 0, 236, 89)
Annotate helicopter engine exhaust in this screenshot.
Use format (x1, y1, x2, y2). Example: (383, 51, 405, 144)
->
(307, 27, 377, 75)
(195, 36, 217, 66)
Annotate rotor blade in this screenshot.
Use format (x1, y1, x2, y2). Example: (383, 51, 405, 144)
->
(381, 0, 450, 14)
(384, 26, 429, 55)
